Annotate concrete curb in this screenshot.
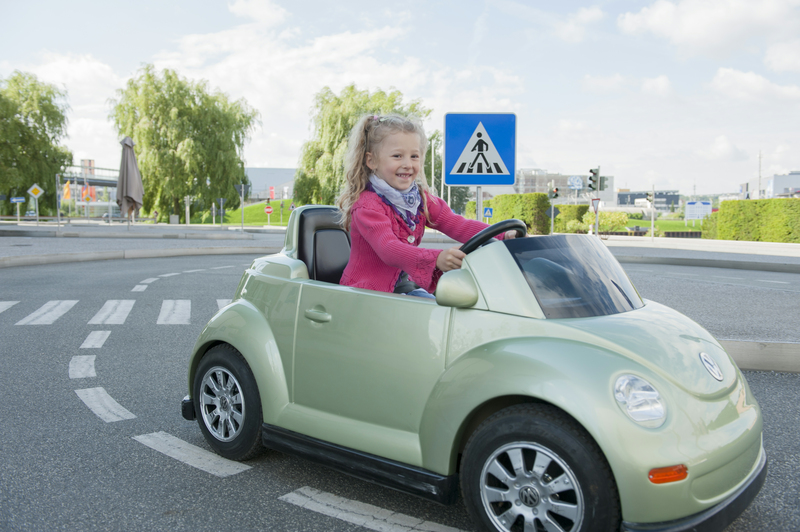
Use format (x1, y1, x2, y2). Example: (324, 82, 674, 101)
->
(0, 229, 254, 240)
(614, 255, 800, 274)
(720, 341, 800, 373)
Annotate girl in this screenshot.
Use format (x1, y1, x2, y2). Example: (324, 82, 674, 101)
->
(337, 114, 516, 299)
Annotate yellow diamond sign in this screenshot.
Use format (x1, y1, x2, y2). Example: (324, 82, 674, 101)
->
(27, 183, 44, 199)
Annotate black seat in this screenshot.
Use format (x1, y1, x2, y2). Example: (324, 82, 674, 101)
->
(296, 207, 351, 284)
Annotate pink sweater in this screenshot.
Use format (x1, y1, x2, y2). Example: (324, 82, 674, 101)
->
(340, 191, 495, 293)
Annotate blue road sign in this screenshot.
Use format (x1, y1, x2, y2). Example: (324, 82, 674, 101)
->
(444, 113, 516, 186)
(10, 197, 25, 203)
(484, 207, 493, 218)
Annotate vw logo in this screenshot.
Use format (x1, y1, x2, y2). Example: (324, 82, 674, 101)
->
(700, 353, 723, 381)
(519, 486, 540, 507)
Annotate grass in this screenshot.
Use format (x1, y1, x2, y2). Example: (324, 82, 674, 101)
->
(192, 200, 295, 226)
(628, 219, 704, 232)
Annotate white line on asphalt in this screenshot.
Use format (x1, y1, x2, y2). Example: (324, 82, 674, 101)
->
(279, 486, 466, 532)
(15, 300, 79, 325)
(183, 269, 206, 273)
(75, 387, 136, 422)
(69, 355, 96, 379)
(133, 432, 251, 478)
(159, 273, 181, 277)
(141, 278, 159, 284)
(131, 285, 147, 292)
(626, 269, 652, 273)
(758, 280, 789, 284)
(0, 301, 20, 314)
(157, 300, 191, 324)
(211, 265, 235, 269)
(712, 276, 743, 280)
(81, 331, 111, 348)
(217, 299, 232, 310)
(88, 300, 135, 325)
(668, 273, 698, 276)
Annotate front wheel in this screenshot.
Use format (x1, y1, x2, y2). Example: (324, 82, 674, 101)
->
(193, 344, 265, 461)
(460, 404, 620, 532)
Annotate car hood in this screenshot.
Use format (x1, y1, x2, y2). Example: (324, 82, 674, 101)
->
(554, 300, 738, 397)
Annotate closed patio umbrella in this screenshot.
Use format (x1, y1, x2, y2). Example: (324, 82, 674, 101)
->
(117, 136, 144, 228)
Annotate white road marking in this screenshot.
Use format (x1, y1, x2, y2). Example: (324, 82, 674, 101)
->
(712, 276, 743, 280)
(0, 301, 20, 314)
(217, 299, 232, 310)
(183, 269, 206, 273)
(159, 273, 181, 277)
(758, 280, 789, 284)
(141, 278, 159, 284)
(16, 300, 78, 325)
(157, 300, 191, 324)
(89, 300, 135, 324)
(81, 331, 111, 348)
(75, 387, 136, 422)
(131, 285, 147, 292)
(668, 272, 698, 276)
(133, 432, 251, 478)
(279, 486, 466, 532)
(69, 356, 96, 379)
(626, 269, 652, 273)
(211, 265, 234, 269)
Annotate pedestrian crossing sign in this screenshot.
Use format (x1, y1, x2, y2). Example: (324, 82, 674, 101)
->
(444, 113, 516, 186)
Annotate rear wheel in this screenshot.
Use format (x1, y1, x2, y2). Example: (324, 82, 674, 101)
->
(193, 344, 265, 461)
(461, 404, 619, 532)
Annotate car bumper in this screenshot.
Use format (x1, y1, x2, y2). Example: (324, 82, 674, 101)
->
(621, 450, 767, 532)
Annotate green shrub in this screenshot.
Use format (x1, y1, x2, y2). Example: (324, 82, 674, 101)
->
(701, 211, 718, 239)
(581, 211, 629, 232)
(466, 193, 551, 234)
(566, 219, 587, 233)
(554, 205, 589, 233)
(715, 199, 800, 243)
(628, 212, 643, 220)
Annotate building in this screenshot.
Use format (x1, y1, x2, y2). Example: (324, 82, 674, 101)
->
(244, 168, 296, 201)
(513, 168, 617, 206)
(739, 171, 800, 199)
(617, 190, 680, 212)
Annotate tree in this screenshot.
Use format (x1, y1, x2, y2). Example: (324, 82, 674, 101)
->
(425, 130, 470, 213)
(296, 84, 430, 206)
(109, 65, 259, 222)
(0, 71, 72, 215)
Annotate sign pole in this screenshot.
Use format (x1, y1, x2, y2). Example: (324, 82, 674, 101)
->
(476, 186, 482, 222)
(241, 188, 245, 231)
(55, 173, 61, 231)
(651, 184, 655, 243)
(35, 197, 39, 227)
(16, 203, 20, 223)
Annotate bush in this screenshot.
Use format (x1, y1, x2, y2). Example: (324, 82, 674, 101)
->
(466, 193, 551, 234)
(701, 211, 718, 239)
(628, 212, 643, 220)
(554, 205, 589, 233)
(566, 219, 587, 233)
(581, 211, 629, 232)
(715, 199, 800, 243)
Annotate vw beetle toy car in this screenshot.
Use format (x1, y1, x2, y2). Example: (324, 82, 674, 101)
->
(182, 205, 766, 532)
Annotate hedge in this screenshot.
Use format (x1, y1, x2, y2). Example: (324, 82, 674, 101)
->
(554, 205, 589, 233)
(714, 199, 800, 243)
(465, 193, 551, 234)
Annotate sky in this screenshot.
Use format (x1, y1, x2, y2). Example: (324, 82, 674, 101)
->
(2, 0, 799, 196)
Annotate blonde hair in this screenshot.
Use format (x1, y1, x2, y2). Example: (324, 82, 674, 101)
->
(337, 114, 433, 231)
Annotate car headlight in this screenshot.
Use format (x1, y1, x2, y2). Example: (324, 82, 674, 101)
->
(614, 374, 667, 428)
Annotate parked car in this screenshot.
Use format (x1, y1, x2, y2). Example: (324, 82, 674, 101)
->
(25, 210, 36, 217)
(182, 205, 766, 532)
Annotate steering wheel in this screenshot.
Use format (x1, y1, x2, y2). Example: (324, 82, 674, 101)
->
(460, 219, 527, 254)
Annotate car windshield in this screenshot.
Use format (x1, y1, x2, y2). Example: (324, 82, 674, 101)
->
(505, 235, 643, 319)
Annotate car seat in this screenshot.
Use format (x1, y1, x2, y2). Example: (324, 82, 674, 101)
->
(296, 206, 351, 284)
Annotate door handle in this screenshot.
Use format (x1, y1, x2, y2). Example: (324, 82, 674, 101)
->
(304, 309, 332, 323)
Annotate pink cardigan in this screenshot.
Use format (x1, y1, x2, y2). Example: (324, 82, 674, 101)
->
(340, 191, 496, 294)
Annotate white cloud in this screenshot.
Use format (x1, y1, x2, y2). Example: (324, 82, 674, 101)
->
(641, 75, 673, 96)
(227, 0, 288, 26)
(618, 0, 800, 56)
(555, 7, 605, 43)
(697, 135, 749, 161)
(764, 40, 800, 72)
(582, 74, 625, 92)
(709, 67, 800, 100)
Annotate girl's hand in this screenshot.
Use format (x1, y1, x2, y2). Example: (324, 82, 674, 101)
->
(436, 247, 466, 272)
(504, 230, 518, 240)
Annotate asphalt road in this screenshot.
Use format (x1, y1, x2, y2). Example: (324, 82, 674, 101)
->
(0, 255, 797, 531)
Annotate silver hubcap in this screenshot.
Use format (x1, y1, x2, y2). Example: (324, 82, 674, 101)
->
(199, 366, 245, 442)
(479, 442, 584, 532)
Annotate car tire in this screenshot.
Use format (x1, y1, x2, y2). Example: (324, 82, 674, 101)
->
(193, 344, 265, 461)
(460, 404, 620, 532)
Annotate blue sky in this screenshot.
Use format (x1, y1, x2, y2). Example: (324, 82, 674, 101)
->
(2, 0, 799, 195)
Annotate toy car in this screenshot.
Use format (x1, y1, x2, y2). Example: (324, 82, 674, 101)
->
(182, 205, 766, 532)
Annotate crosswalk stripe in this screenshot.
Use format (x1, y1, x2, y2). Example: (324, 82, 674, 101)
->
(131, 285, 147, 292)
(69, 355, 96, 379)
(217, 299, 232, 310)
(0, 301, 20, 314)
(75, 387, 136, 422)
(133, 432, 251, 478)
(16, 300, 79, 325)
(279, 486, 465, 532)
(141, 278, 159, 284)
(157, 300, 191, 324)
(89, 300, 135, 325)
(81, 331, 111, 348)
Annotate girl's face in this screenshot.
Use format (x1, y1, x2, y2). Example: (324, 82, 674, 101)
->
(366, 131, 421, 191)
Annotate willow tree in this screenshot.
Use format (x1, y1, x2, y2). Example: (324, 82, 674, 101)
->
(109, 65, 260, 221)
(0, 71, 72, 215)
(295, 85, 430, 205)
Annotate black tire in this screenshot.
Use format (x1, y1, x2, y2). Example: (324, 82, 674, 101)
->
(193, 344, 265, 461)
(460, 404, 620, 532)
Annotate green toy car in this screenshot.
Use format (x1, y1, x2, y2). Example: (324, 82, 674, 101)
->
(181, 205, 766, 532)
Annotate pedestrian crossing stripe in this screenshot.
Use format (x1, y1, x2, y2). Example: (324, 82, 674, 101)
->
(450, 122, 510, 176)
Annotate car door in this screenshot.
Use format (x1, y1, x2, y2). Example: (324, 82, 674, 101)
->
(293, 282, 450, 438)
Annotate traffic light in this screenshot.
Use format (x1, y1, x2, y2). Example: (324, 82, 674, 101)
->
(599, 176, 608, 191)
(588, 168, 599, 191)
(646, 192, 654, 204)
(552, 187, 559, 199)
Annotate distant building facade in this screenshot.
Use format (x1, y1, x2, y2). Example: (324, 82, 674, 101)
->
(739, 171, 800, 199)
(513, 168, 616, 206)
(617, 190, 680, 212)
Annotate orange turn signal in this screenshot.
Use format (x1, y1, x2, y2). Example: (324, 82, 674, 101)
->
(648, 465, 688, 484)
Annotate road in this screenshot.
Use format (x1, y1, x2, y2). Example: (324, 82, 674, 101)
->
(0, 255, 797, 531)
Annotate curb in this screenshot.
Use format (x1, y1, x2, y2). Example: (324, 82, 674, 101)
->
(614, 255, 800, 274)
(0, 229, 254, 240)
(720, 340, 800, 374)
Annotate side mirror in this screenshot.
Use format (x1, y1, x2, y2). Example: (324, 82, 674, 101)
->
(435, 269, 479, 308)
